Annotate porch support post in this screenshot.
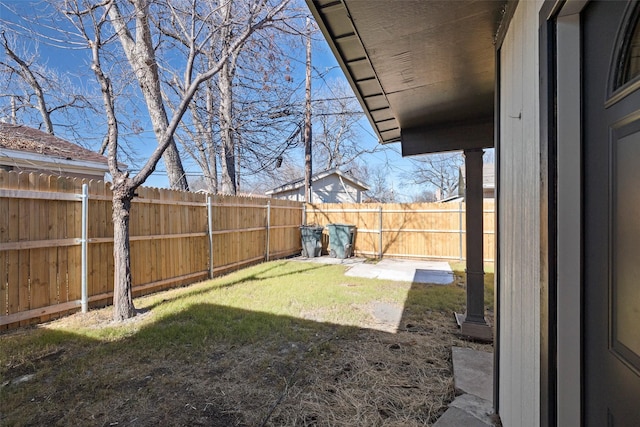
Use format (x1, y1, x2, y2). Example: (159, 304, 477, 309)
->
(460, 148, 492, 340)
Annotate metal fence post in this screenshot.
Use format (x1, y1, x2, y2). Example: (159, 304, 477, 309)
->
(207, 195, 214, 279)
(459, 201, 464, 261)
(378, 205, 383, 259)
(80, 183, 89, 313)
(302, 203, 307, 226)
(266, 200, 271, 261)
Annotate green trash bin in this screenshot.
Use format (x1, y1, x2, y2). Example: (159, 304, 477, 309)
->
(327, 224, 356, 259)
(300, 225, 324, 258)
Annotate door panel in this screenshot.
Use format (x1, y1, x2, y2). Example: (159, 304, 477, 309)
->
(611, 122, 640, 374)
(583, 1, 640, 425)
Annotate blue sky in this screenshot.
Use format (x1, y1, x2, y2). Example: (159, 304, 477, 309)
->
(0, 1, 432, 200)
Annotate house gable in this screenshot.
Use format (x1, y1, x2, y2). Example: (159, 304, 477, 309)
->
(266, 168, 368, 203)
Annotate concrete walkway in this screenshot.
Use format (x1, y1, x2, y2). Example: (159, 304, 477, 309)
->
(290, 256, 454, 285)
(434, 347, 497, 426)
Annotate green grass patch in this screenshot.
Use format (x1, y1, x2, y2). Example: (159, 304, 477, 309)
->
(0, 260, 483, 426)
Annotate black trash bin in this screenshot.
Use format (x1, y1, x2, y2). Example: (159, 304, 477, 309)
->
(327, 223, 356, 259)
(299, 225, 324, 258)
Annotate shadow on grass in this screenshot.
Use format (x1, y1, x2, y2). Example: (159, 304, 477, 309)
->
(0, 303, 361, 426)
(145, 261, 328, 311)
(0, 264, 494, 427)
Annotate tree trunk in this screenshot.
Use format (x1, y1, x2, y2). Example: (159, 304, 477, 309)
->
(304, 18, 312, 203)
(108, 0, 188, 191)
(206, 87, 219, 194)
(206, 136, 218, 194)
(236, 134, 241, 194)
(143, 80, 189, 190)
(219, 58, 237, 195)
(112, 185, 136, 321)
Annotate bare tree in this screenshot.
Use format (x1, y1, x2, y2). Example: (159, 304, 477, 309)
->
(312, 80, 373, 170)
(405, 152, 464, 201)
(0, 30, 96, 138)
(104, 0, 193, 190)
(158, 0, 306, 195)
(175, 79, 220, 194)
(59, 0, 289, 320)
(0, 32, 54, 133)
(350, 162, 395, 203)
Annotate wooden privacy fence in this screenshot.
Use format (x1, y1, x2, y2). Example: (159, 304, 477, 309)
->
(305, 201, 495, 263)
(0, 171, 303, 329)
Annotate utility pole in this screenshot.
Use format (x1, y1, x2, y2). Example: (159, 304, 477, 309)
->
(10, 96, 17, 124)
(304, 17, 313, 204)
(236, 134, 242, 194)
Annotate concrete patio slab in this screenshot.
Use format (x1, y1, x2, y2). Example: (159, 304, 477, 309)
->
(451, 346, 493, 401)
(433, 407, 492, 427)
(290, 256, 454, 284)
(344, 259, 454, 284)
(449, 393, 494, 425)
(434, 346, 497, 426)
(288, 255, 366, 266)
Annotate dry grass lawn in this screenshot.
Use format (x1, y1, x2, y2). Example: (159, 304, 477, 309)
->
(0, 260, 493, 426)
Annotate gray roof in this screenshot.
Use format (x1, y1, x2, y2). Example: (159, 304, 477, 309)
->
(0, 123, 108, 165)
(266, 168, 369, 195)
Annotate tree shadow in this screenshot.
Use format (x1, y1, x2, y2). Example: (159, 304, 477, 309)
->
(1, 266, 493, 426)
(144, 261, 327, 310)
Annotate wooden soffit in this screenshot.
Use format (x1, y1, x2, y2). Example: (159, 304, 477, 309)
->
(306, 0, 506, 155)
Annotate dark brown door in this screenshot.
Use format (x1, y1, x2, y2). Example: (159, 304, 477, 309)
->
(584, 1, 640, 425)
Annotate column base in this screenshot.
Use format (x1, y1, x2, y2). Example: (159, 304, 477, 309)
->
(455, 312, 493, 342)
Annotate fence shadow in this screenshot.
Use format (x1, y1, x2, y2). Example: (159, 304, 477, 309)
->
(144, 261, 327, 310)
(0, 266, 487, 426)
(305, 201, 497, 262)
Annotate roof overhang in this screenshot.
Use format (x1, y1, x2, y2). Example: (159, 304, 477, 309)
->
(266, 168, 368, 195)
(0, 147, 111, 177)
(306, 0, 506, 156)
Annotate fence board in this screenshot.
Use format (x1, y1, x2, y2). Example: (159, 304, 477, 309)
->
(47, 177, 61, 312)
(306, 200, 495, 262)
(18, 174, 32, 322)
(0, 251, 5, 321)
(0, 173, 9, 320)
(0, 171, 302, 328)
(67, 179, 82, 301)
(6, 173, 19, 321)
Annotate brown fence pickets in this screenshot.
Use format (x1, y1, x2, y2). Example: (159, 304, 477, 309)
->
(0, 170, 495, 330)
(0, 171, 303, 330)
(305, 201, 495, 262)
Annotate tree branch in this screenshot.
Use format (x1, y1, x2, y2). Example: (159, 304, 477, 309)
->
(1, 31, 53, 133)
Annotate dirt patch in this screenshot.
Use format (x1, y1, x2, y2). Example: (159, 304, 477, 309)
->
(1, 259, 495, 427)
(2, 309, 491, 426)
(265, 313, 491, 426)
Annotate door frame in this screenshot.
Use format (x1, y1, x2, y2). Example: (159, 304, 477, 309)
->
(539, 1, 587, 426)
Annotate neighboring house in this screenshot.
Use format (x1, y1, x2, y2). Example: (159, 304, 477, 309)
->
(438, 163, 496, 203)
(265, 168, 368, 203)
(458, 163, 495, 199)
(0, 123, 111, 180)
(308, 1, 638, 426)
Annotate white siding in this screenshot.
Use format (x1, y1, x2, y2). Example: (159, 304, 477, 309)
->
(271, 175, 363, 203)
(498, 2, 542, 426)
(312, 175, 362, 203)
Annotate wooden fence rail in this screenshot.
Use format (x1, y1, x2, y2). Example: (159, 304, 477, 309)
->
(0, 171, 303, 329)
(305, 201, 495, 263)
(1, 171, 496, 330)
